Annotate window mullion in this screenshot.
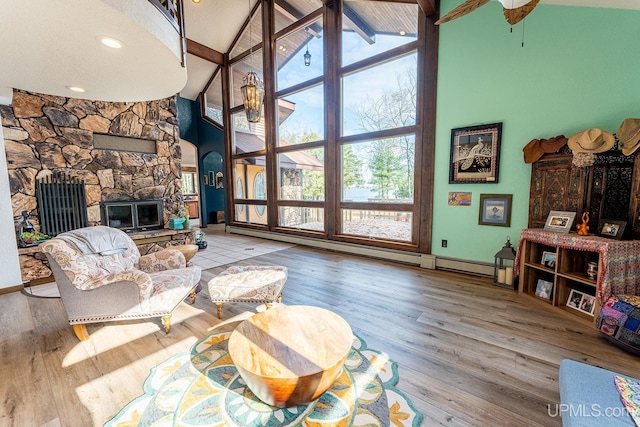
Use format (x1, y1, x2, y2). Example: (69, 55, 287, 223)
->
(324, 0, 341, 239)
(263, 0, 278, 232)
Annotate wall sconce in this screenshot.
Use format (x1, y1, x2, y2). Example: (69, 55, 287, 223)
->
(494, 236, 516, 288)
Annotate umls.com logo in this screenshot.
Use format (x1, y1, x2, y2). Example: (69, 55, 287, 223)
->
(548, 403, 634, 418)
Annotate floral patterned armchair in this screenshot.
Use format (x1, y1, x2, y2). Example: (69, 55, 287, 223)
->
(40, 226, 201, 341)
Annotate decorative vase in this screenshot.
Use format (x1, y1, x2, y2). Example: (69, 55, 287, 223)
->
(169, 217, 186, 230)
(587, 261, 598, 280)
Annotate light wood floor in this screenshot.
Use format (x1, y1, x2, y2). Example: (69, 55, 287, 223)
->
(1, 240, 638, 427)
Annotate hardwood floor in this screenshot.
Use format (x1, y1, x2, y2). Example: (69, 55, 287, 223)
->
(1, 240, 638, 426)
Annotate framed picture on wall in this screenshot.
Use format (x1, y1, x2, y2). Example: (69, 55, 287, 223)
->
(478, 194, 512, 227)
(449, 122, 502, 184)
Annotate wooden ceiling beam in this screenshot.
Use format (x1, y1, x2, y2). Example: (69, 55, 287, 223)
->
(274, 0, 322, 38)
(186, 38, 224, 65)
(343, 3, 375, 45)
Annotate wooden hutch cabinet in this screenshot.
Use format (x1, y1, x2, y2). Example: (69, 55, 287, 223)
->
(528, 148, 640, 239)
(519, 148, 640, 320)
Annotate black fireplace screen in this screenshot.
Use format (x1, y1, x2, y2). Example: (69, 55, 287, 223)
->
(36, 172, 88, 236)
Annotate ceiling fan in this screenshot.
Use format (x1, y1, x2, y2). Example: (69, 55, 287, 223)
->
(436, 0, 540, 25)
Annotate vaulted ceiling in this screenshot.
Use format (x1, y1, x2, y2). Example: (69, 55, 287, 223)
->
(0, 0, 637, 103)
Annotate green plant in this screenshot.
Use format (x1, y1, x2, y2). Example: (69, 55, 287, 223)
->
(20, 230, 50, 243)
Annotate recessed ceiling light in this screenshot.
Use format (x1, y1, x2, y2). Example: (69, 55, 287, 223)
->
(97, 36, 124, 49)
(192, 0, 201, 3)
(66, 86, 86, 93)
(399, 30, 406, 36)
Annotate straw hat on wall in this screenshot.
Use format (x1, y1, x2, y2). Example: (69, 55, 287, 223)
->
(617, 118, 640, 156)
(567, 128, 615, 153)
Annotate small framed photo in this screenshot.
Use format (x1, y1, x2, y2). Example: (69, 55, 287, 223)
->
(598, 219, 626, 240)
(535, 279, 554, 299)
(540, 251, 557, 269)
(544, 210, 576, 233)
(478, 194, 512, 227)
(449, 122, 502, 184)
(566, 289, 596, 316)
(579, 294, 596, 315)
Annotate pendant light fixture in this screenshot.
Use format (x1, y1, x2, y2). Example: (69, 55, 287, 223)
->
(304, 44, 311, 66)
(241, 0, 264, 123)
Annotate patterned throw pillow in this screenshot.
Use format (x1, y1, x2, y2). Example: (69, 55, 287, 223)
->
(614, 375, 640, 426)
(596, 295, 640, 355)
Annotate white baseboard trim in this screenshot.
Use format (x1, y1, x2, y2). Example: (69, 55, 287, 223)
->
(226, 226, 491, 276)
(227, 226, 424, 266)
(435, 256, 494, 277)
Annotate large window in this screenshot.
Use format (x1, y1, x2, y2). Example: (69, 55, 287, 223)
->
(203, 67, 223, 126)
(221, 0, 429, 249)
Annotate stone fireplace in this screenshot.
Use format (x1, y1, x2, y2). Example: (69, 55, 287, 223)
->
(1, 90, 190, 283)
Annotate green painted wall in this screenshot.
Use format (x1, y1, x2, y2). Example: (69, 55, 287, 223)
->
(433, 2, 640, 263)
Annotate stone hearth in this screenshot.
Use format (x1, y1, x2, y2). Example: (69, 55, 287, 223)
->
(1, 89, 188, 283)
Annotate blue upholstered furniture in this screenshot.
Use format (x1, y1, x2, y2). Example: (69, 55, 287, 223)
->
(559, 359, 635, 426)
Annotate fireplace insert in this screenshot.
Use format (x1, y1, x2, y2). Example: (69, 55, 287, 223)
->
(100, 200, 163, 232)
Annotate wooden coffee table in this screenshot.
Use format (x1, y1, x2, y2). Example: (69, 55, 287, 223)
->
(228, 305, 353, 407)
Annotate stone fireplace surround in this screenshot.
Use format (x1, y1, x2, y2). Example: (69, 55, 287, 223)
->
(2, 90, 190, 283)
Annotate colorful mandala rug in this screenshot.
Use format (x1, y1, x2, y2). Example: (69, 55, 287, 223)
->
(105, 329, 423, 426)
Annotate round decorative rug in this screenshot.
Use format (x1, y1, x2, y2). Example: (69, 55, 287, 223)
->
(105, 329, 423, 426)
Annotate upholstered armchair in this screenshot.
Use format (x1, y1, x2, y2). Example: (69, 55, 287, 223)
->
(40, 226, 201, 341)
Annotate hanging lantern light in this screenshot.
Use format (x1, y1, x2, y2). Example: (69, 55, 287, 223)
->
(304, 45, 311, 66)
(241, 0, 264, 123)
(241, 71, 264, 123)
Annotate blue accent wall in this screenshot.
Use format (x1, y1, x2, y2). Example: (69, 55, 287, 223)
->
(177, 97, 226, 226)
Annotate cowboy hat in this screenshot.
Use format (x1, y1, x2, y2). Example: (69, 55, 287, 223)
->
(522, 138, 543, 164)
(567, 128, 615, 154)
(616, 118, 640, 156)
(539, 135, 568, 153)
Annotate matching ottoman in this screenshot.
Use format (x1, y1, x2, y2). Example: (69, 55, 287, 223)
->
(597, 295, 640, 355)
(207, 265, 287, 319)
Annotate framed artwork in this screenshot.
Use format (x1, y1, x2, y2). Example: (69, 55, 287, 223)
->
(215, 171, 224, 189)
(535, 279, 553, 300)
(544, 211, 576, 233)
(540, 251, 557, 269)
(478, 194, 512, 227)
(448, 192, 472, 206)
(598, 219, 626, 240)
(449, 122, 502, 184)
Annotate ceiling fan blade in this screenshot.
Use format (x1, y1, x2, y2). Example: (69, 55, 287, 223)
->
(435, 0, 491, 25)
(503, 0, 540, 25)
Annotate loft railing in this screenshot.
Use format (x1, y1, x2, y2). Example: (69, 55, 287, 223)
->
(148, 0, 187, 67)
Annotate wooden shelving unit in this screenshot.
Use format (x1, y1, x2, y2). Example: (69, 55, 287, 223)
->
(519, 239, 599, 320)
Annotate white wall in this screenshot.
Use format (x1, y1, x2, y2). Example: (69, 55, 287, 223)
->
(0, 89, 24, 289)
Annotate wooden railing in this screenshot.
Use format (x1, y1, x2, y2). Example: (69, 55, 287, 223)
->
(148, 0, 187, 67)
